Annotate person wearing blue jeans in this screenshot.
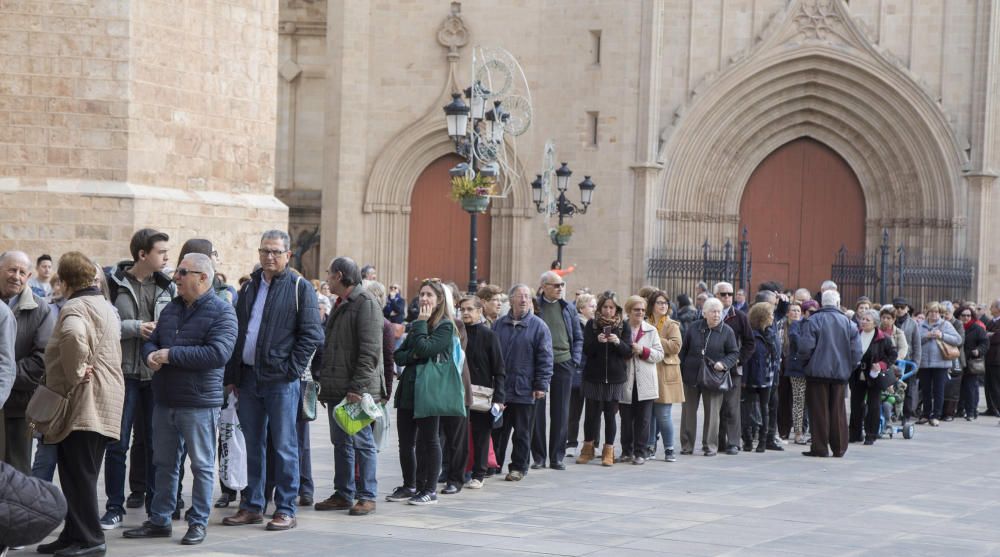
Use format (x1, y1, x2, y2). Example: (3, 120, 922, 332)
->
(313, 257, 384, 514)
(122, 252, 237, 545)
(221, 230, 323, 531)
(644, 290, 684, 462)
(104, 378, 156, 521)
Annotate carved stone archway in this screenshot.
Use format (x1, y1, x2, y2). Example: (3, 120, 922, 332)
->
(653, 0, 967, 262)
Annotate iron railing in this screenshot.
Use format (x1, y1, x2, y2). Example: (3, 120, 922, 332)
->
(647, 229, 751, 298)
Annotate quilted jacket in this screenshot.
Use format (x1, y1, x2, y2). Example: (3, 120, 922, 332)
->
(620, 320, 664, 403)
(0, 460, 66, 547)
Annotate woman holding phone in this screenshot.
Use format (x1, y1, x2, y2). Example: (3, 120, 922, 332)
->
(575, 292, 632, 467)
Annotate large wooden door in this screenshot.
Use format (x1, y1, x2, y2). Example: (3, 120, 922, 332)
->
(407, 155, 491, 298)
(738, 138, 865, 292)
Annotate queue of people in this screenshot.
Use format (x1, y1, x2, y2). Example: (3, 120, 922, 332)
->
(0, 228, 996, 557)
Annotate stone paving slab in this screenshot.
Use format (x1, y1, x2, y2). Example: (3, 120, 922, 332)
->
(28, 402, 1000, 556)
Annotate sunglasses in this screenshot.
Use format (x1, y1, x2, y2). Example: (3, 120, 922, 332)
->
(546, 282, 566, 288)
(175, 268, 205, 278)
(717, 292, 733, 297)
(422, 278, 442, 285)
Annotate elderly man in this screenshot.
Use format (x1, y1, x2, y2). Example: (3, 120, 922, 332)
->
(0, 304, 13, 409)
(714, 281, 754, 455)
(493, 284, 553, 481)
(530, 271, 583, 471)
(223, 230, 324, 531)
(122, 254, 237, 545)
(796, 290, 862, 458)
(0, 251, 54, 473)
(313, 257, 384, 516)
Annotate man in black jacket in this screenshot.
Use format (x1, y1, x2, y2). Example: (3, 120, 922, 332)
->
(0, 251, 53, 474)
(123, 253, 237, 545)
(222, 231, 323, 532)
(715, 281, 755, 455)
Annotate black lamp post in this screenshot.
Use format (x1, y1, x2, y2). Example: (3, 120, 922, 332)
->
(443, 83, 504, 293)
(532, 162, 596, 266)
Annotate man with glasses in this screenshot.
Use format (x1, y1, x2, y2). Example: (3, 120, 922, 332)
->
(123, 254, 237, 545)
(530, 271, 583, 470)
(892, 297, 921, 422)
(103, 228, 175, 529)
(714, 281, 755, 455)
(222, 230, 323, 531)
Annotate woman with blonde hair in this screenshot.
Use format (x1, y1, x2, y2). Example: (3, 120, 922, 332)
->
(617, 296, 663, 465)
(916, 302, 961, 426)
(645, 290, 683, 462)
(37, 252, 124, 556)
(391, 279, 457, 505)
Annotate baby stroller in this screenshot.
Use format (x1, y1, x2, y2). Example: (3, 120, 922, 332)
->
(879, 359, 918, 439)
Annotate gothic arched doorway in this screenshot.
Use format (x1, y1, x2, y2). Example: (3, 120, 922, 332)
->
(407, 154, 492, 299)
(738, 138, 865, 292)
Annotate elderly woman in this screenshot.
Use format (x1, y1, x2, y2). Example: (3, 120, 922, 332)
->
(567, 293, 597, 457)
(848, 309, 898, 445)
(678, 297, 739, 456)
(617, 296, 663, 465)
(37, 252, 124, 556)
(783, 302, 808, 445)
(957, 305, 989, 420)
(917, 302, 962, 426)
(646, 290, 683, 462)
(575, 292, 632, 467)
(742, 302, 777, 452)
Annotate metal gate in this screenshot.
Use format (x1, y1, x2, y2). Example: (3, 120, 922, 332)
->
(647, 229, 752, 298)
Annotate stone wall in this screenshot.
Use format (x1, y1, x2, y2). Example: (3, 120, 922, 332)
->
(0, 0, 286, 282)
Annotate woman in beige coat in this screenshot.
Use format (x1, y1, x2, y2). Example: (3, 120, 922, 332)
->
(646, 290, 684, 462)
(617, 296, 664, 465)
(37, 252, 123, 557)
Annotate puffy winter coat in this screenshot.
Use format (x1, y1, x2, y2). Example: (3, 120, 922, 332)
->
(108, 261, 175, 381)
(917, 318, 962, 369)
(318, 285, 385, 404)
(650, 316, 684, 404)
(620, 320, 663, 403)
(6, 287, 54, 417)
(0, 461, 66, 547)
(492, 312, 554, 404)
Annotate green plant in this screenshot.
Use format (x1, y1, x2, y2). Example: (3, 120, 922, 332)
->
(449, 174, 496, 201)
(555, 224, 573, 236)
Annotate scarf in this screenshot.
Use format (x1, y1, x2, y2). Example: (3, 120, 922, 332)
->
(595, 310, 622, 333)
(965, 319, 985, 332)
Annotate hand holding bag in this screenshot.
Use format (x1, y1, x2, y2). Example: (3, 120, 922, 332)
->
(469, 384, 494, 413)
(969, 357, 986, 375)
(413, 336, 467, 418)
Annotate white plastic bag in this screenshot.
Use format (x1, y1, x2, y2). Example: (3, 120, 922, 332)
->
(218, 392, 247, 491)
(373, 403, 391, 452)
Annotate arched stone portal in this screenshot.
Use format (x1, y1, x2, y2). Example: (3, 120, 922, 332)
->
(739, 138, 865, 292)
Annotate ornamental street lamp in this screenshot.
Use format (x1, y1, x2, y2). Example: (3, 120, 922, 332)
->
(443, 82, 505, 293)
(532, 162, 596, 266)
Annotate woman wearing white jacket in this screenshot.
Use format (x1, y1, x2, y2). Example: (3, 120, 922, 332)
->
(617, 296, 664, 464)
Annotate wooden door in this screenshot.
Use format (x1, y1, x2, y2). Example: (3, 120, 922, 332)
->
(407, 154, 491, 299)
(738, 138, 865, 292)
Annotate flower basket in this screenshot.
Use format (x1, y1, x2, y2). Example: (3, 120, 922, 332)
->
(461, 195, 490, 213)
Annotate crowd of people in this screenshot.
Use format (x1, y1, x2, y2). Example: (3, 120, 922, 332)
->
(0, 230, 997, 556)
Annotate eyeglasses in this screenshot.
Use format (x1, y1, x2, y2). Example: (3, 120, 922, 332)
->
(545, 282, 566, 288)
(175, 268, 205, 278)
(258, 249, 287, 259)
(655, 300, 668, 305)
(717, 292, 733, 297)
(960, 313, 973, 318)
(894, 305, 907, 310)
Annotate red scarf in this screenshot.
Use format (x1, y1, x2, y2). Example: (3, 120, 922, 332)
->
(964, 319, 985, 332)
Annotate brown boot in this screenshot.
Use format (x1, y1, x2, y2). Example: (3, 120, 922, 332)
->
(601, 444, 615, 467)
(222, 509, 264, 526)
(575, 441, 595, 464)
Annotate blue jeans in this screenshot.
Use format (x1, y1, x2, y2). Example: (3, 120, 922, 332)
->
(648, 403, 674, 455)
(104, 378, 155, 513)
(238, 373, 300, 516)
(32, 437, 58, 481)
(328, 406, 378, 501)
(149, 406, 219, 528)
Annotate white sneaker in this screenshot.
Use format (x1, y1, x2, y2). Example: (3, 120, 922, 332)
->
(466, 479, 484, 489)
(566, 448, 576, 458)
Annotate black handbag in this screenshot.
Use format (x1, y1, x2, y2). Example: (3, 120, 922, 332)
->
(696, 330, 732, 392)
(968, 358, 986, 376)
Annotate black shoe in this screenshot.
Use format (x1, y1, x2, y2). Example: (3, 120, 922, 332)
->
(214, 492, 235, 508)
(742, 442, 753, 452)
(123, 521, 172, 538)
(181, 524, 206, 545)
(766, 442, 785, 451)
(942, 416, 954, 422)
(440, 483, 461, 495)
(125, 491, 145, 509)
(299, 495, 314, 506)
(530, 462, 544, 470)
(801, 451, 829, 457)
(550, 461, 566, 470)
(756, 443, 766, 453)
(53, 544, 106, 557)
(725, 446, 739, 456)
(38, 540, 76, 555)
(863, 439, 875, 446)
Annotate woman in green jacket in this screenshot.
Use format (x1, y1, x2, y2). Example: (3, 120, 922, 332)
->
(388, 279, 456, 506)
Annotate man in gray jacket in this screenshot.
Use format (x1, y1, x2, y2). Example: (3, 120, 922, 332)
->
(0, 304, 14, 411)
(797, 290, 862, 458)
(0, 251, 54, 473)
(102, 229, 176, 529)
(892, 297, 921, 422)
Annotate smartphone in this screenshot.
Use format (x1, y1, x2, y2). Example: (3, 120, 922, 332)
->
(602, 326, 612, 336)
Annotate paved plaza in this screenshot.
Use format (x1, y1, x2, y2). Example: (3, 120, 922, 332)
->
(36, 404, 1000, 557)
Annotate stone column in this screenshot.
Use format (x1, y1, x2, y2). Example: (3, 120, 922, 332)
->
(0, 0, 287, 280)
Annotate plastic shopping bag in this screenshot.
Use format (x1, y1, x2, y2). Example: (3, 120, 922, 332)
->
(333, 393, 384, 436)
(218, 392, 247, 491)
(372, 403, 391, 452)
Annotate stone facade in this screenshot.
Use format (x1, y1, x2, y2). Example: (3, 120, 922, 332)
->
(0, 0, 286, 281)
(277, 0, 998, 301)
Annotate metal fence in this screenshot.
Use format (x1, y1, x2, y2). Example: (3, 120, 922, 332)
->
(831, 230, 976, 308)
(647, 231, 752, 298)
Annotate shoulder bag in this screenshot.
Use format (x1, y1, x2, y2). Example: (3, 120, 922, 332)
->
(414, 336, 467, 418)
(968, 357, 986, 376)
(696, 329, 732, 392)
(936, 339, 960, 361)
(469, 385, 494, 413)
